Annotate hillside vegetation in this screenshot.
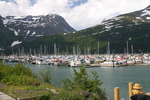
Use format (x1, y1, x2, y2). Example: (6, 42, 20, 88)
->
(1, 6, 150, 54)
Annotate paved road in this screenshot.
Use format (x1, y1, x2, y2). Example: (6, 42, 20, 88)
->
(0, 91, 15, 100)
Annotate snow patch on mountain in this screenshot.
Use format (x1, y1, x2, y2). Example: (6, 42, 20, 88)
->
(136, 17, 142, 20)
(25, 30, 30, 37)
(146, 17, 150, 19)
(115, 25, 122, 28)
(112, 16, 124, 21)
(11, 41, 22, 47)
(30, 31, 36, 36)
(32, 16, 41, 20)
(141, 9, 150, 16)
(14, 30, 19, 36)
(14, 16, 26, 19)
(35, 35, 43, 37)
(9, 28, 18, 36)
(102, 16, 124, 27)
(2, 19, 9, 25)
(41, 23, 46, 27)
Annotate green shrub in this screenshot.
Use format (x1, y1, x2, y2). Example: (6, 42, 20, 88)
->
(0, 63, 13, 80)
(40, 69, 51, 84)
(0, 63, 40, 86)
(12, 63, 33, 76)
(2, 75, 40, 86)
(62, 67, 107, 100)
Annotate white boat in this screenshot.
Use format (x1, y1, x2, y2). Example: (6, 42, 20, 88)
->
(100, 61, 121, 67)
(32, 60, 41, 65)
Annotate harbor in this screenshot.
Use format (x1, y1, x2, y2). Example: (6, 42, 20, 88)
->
(0, 53, 150, 67)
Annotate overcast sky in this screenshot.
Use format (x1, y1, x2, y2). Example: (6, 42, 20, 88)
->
(0, 0, 150, 30)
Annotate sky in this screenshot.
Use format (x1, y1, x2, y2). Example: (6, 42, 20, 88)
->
(0, 0, 150, 30)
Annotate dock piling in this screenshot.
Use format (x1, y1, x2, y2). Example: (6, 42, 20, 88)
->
(128, 82, 133, 100)
(114, 87, 120, 100)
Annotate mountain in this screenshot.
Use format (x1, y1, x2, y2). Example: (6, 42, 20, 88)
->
(0, 16, 22, 50)
(93, 5, 150, 52)
(1, 5, 150, 54)
(3, 14, 75, 42)
(0, 14, 75, 51)
(61, 5, 150, 54)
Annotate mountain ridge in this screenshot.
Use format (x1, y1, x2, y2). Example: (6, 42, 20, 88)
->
(1, 5, 150, 54)
(0, 14, 76, 50)
(2, 14, 76, 41)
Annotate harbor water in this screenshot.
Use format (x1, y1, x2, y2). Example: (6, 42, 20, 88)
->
(7, 63, 150, 99)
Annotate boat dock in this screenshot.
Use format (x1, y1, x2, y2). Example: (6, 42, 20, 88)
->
(0, 53, 150, 67)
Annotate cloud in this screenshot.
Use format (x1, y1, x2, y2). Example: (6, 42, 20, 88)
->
(28, 0, 69, 15)
(62, 0, 150, 30)
(0, 0, 150, 30)
(68, 0, 88, 8)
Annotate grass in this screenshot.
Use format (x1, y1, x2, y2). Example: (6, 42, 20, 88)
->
(11, 89, 51, 99)
(0, 83, 87, 100)
(0, 63, 106, 100)
(0, 83, 57, 99)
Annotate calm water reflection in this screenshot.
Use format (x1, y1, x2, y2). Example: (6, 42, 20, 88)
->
(7, 63, 150, 99)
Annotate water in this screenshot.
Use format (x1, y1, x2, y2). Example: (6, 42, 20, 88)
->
(7, 63, 150, 99)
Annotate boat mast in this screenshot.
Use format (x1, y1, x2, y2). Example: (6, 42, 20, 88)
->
(12, 47, 14, 56)
(44, 45, 46, 55)
(108, 41, 110, 55)
(40, 45, 42, 56)
(66, 46, 68, 55)
(131, 45, 133, 55)
(126, 41, 129, 55)
(54, 43, 57, 56)
(107, 41, 110, 61)
(98, 41, 99, 55)
(73, 46, 76, 55)
(30, 47, 32, 56)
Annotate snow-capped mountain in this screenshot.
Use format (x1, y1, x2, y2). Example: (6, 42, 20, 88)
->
(0, 14, 75, 50)
(1, 5, 150, 54)
(91, 5, 150, 38)
(59, 5, 150, 53)
(0, 15, 22, 50)
(139, 5, 150, 19)
(2, 14, 75, 41)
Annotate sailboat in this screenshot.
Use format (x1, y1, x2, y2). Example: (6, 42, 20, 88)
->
(100, 42, 120, 67)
